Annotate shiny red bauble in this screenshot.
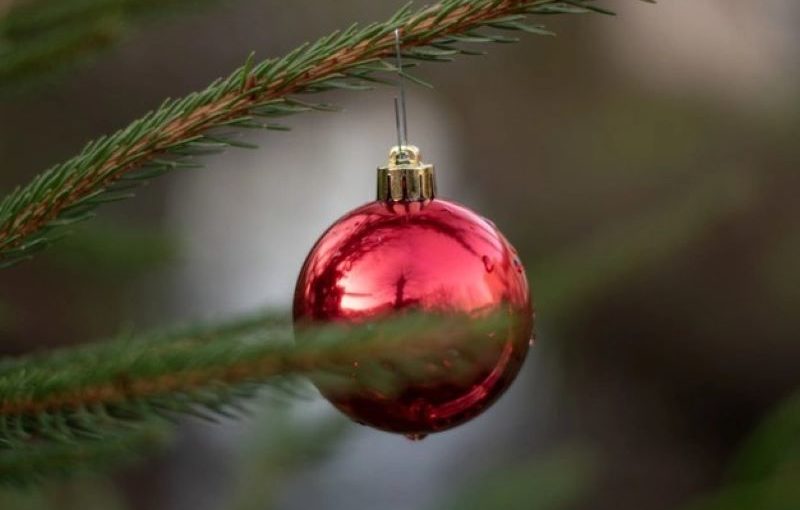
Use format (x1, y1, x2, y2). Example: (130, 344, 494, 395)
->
(293, 198, 533, 437)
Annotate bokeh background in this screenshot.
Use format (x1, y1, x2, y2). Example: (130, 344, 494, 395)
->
(1, 0, 799, 509)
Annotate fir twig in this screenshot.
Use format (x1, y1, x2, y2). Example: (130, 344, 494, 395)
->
(0, 424, 170, 487)
(0, 311, 507, 453)
(0, 310, 509, 484)
(0, 0, 617, 268)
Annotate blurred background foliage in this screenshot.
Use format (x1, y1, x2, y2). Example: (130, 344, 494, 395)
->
(0, 0, 798, 509)
(0, 0, 213, 88)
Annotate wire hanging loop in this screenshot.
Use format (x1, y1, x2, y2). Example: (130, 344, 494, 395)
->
(393, 28, 410, 163)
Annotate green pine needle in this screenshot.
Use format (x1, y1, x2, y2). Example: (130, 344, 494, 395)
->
(0, 310, 509, 484)
(0, 0, 617, 268)
(0, 424, 170, 487)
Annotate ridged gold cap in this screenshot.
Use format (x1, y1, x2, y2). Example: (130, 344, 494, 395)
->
(377, 145, 436, 202)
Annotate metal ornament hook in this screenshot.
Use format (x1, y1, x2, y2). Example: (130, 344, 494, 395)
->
(393, 28, 410, 162)
(377, 28, 436, 203)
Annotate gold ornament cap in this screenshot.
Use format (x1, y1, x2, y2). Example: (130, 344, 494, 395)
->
(377, 145, 436, 202)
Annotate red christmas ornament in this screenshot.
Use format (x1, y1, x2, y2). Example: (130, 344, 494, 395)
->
(293, 145, 533, 438)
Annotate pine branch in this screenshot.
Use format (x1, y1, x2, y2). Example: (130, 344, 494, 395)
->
(0, 0, 618, 268)
(0, 311, 507, 453)
(0, 424, 170, 487)
(0, 310, 506, 484)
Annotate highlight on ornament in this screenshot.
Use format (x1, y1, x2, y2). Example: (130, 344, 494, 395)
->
(292, 29, 534, 440)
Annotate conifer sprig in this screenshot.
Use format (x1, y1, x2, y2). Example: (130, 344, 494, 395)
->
(0, 0, 618, 268)
(0, 312, 506, 451)
(0, 311, 506, 484)
(0, 425, 170, 486)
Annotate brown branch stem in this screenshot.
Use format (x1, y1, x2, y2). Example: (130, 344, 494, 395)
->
(0, 0, 545, 253)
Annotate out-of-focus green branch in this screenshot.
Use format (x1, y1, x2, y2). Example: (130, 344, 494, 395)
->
(0, 0, 215, 85)
(0, 310, 507, 485)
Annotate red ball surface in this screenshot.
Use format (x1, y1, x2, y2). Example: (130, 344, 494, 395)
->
(293, 198, 533, 436)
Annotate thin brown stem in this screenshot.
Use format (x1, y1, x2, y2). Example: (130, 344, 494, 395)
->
(0, 0, 548, 253)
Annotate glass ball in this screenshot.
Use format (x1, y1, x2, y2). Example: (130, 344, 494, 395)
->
(293, 198, 533, 437)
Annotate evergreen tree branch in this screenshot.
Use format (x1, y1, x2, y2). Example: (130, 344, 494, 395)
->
(0, 311, 507, 453)
(0, 424, 170, 487)
(0, 0, 619, 268)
